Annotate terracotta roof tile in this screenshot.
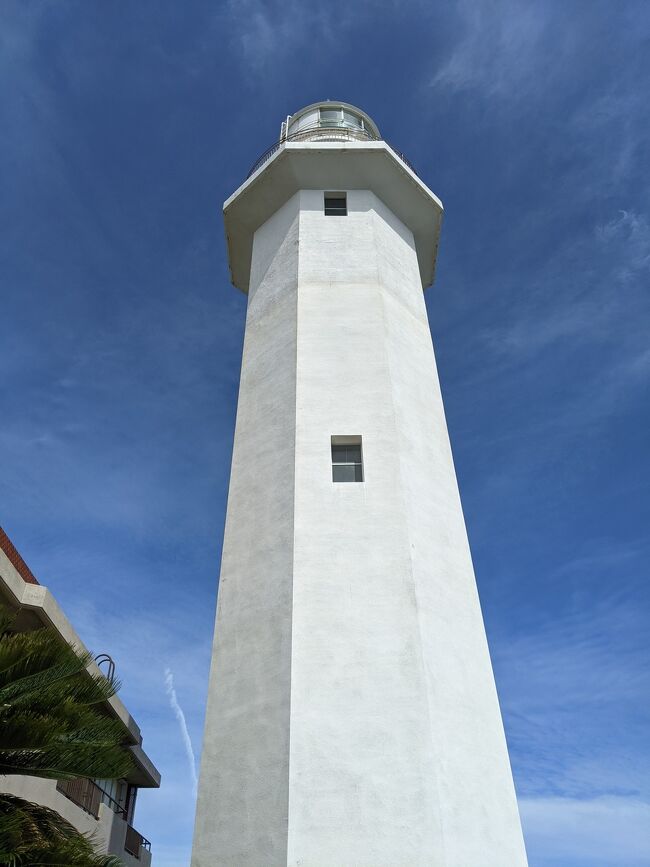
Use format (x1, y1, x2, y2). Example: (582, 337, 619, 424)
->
(0, 526, 40, 585)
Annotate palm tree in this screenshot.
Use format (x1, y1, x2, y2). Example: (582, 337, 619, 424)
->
(0, 793, 123, 866)
(0, 605, 134, 865)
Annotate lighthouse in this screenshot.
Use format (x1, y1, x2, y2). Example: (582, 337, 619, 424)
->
(191, 101, 528, 866)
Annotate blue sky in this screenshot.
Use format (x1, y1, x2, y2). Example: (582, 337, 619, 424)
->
(1, 1, 649, 865)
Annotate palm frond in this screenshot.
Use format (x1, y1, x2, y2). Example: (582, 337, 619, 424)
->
(0, 794, 124, 865)
(0, 606, 134, 782)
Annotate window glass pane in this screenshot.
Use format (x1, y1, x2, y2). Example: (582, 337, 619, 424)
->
(354, 463, 364, 482)
(288, 110, 319, 135)
(324, 195, 347, 216)
(333, 464, 357, 482)
(343, 111, 362, 128)
(320, 109, 341, 123)
(346, 444, 362, 463)
(298, 110, 319, 130)
(331, 444, 362, 464)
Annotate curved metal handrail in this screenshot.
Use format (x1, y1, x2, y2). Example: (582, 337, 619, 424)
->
(246, 126, 417, 178)
(94, 652, 116, 683)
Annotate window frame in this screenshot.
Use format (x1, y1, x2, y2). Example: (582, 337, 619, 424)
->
(324, 192, 347, 216)
(331, 436, 364, 483)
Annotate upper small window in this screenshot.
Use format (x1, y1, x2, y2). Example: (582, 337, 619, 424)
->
(324, 193, 347, 216)
(332, 436, 363, 482)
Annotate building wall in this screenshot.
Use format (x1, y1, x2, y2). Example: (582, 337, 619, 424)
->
(0, 776, 150, 867)
(289, 189, 526, 865)
(288, 189, 443, 864)
(193, 190, 528, 866)
(192, 194, 300, 866)
(376, 210, 527, 865)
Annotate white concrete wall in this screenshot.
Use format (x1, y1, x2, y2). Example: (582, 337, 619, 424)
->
(193, 190, 528, 866)
(376, 208, 527, 865)
(192, 194, 300, 866)
(288, 189, 444, 865)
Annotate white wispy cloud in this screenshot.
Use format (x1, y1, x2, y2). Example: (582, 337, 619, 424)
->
(491, 542, 650, 807)
(223, 0, 393, 78)
(597, 209, 650, 281)
(225, 0, 335, 74)
(519, 795, 650, 866)
(165, 667, 199, 795)
(430, 0, 550, 97)
(479, 205, 650, 361)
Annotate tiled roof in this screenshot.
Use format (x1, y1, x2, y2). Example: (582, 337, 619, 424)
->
(0, 526, 40, 585)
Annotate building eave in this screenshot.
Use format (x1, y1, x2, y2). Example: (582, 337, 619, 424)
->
(128, 743, 162, 788)
(223, 141, 444, 293)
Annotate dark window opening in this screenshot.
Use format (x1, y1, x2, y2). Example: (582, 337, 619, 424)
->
(324, 193, 347, 216)
(332, 437, 363, 482)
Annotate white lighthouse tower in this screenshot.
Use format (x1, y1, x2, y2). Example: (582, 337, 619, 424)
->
(192, 101, 528, 867)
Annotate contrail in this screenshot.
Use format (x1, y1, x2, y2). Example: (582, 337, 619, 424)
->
(164, 667, 198, 794)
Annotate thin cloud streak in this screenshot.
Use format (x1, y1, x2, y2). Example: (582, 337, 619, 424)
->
(165, 667, 199, 795)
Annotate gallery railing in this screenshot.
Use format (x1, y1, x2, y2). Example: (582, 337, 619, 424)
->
(246, 125, 417, 178)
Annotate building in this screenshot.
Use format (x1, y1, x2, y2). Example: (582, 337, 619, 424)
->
(0, 526, 160, 865)
(192, 101, 528, 866)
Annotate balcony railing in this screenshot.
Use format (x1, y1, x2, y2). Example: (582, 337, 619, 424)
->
(246, 125, 416, 179)
(57, 779, 152, 859)
(57, 778, 102, 819)
(58, 777, 128, 819)
(125, 824, 152, 858)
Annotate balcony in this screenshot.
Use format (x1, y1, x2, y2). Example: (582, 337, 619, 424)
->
(57, 777, 129, 818)
(56, 779, 151, 862)
(125, 824, 152, 859)
(56, 778, 104, 819)
(247, 125, 416, 179)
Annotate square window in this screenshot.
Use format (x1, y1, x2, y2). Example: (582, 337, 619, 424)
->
(324, 193, 347, 216)
(331, 436, 363, 483)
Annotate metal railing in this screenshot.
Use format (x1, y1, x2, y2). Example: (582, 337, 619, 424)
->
(57, 780, 152, 859)
(94, 652, 116, 683)
(57, 778, 103, 819)
(125, 824, 152, 858)
(246, 125, 417, 178)
(57, 778, 127, 819)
